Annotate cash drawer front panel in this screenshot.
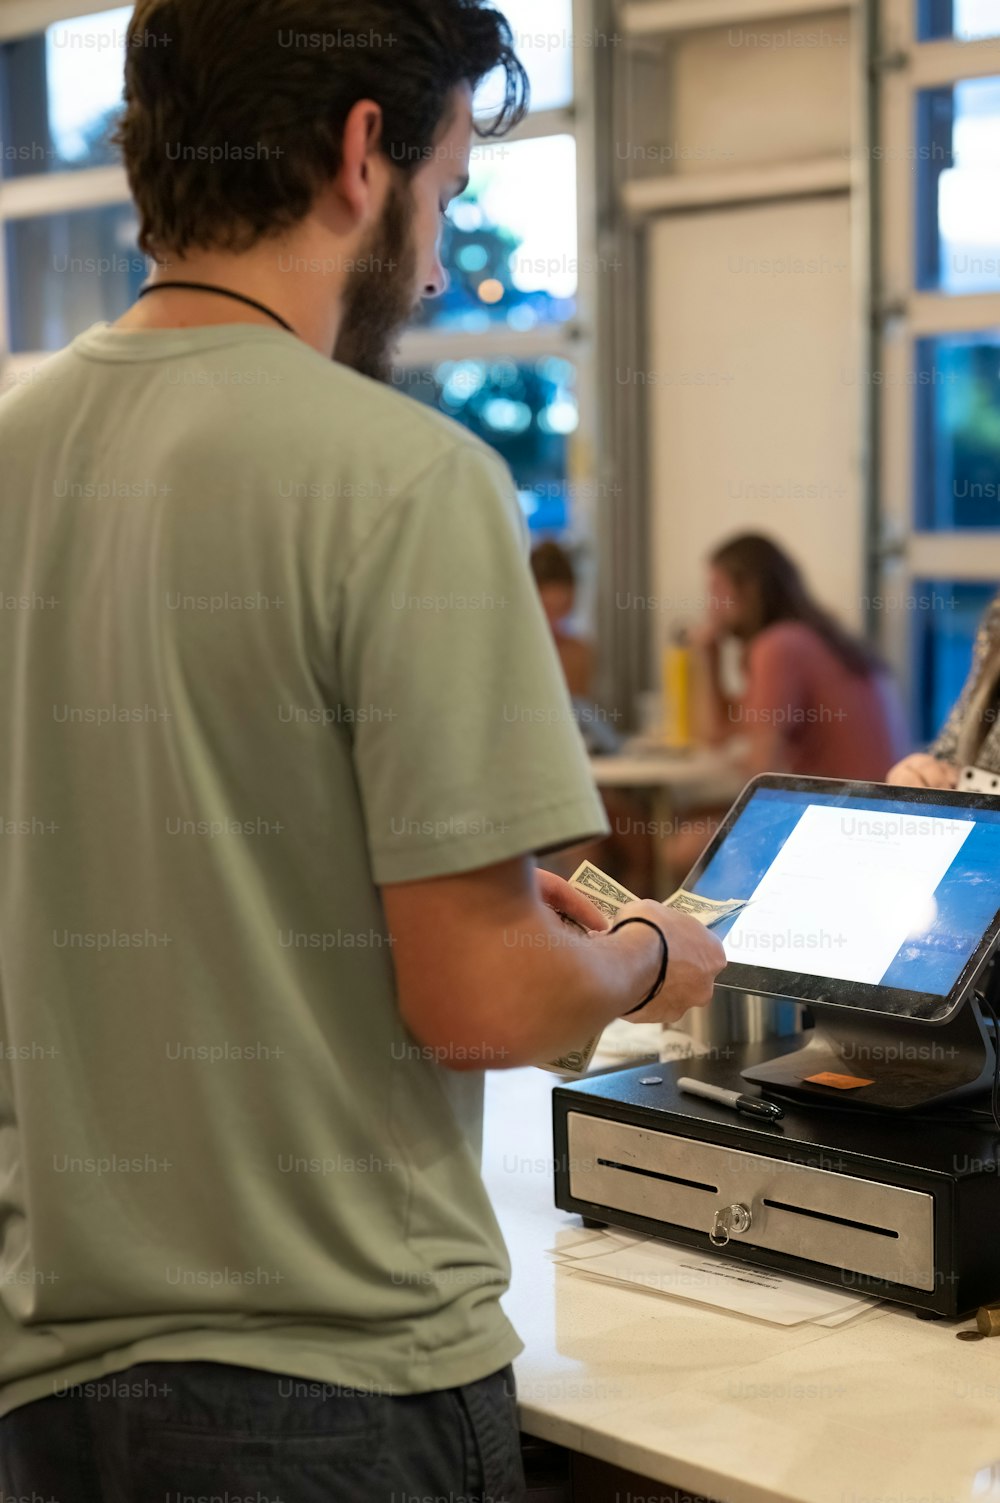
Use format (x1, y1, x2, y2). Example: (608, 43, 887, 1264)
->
(567, 1111, 936, 1291)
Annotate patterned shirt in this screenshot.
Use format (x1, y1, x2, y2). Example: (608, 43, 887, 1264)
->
(932, 592, 1000, 771)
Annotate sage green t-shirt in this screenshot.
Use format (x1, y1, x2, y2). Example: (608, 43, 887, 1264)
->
(0, 324, 608, 1417)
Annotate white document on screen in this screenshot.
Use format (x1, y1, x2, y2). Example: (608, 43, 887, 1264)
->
(722, 802, 974, 986)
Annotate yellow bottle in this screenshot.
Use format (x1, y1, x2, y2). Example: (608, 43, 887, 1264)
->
(662, 630, 693, 750)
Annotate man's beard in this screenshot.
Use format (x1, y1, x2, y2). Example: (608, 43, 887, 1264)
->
(333, 178, 418, 383)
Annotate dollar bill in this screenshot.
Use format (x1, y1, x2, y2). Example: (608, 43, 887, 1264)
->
(542, 1043, 597, 1076)
(539, 863, 746, 1075)
(538, 862, 635, 1075)
(663, 889, 749, 928)
(564, 861, 748, 930)
(567, 860, 638, 921)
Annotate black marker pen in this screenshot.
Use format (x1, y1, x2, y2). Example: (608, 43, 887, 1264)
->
(678, 1076, 784, 1122)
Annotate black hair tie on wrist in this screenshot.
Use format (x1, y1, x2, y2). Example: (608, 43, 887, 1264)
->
(610, 917, 670, 1016)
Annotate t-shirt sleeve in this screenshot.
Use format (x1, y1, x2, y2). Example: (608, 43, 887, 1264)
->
(337, 440, 609, 884)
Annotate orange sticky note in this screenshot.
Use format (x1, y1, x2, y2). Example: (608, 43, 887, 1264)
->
(804, 1071, 875, 1090)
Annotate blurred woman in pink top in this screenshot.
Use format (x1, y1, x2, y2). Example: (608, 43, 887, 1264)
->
(693, 533, 907, 780)
(664, 534, 907, 881)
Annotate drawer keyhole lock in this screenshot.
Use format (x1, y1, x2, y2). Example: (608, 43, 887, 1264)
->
(710, 1203, 753, 1247)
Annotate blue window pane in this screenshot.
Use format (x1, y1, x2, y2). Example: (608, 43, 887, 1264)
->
(393, 359, 579, 533)
(0, 7, 132, 178)
(415, 135, 577, 333)
(916, 77, 1000, 294)
(918, 0, 1000, 41)
(6, 204, 147, 353)
(914, 581, 996, 742)
(475, 0, 574, 117)
(915, 333, 1000, 528)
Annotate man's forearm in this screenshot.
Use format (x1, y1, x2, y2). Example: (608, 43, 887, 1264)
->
(437, 902, 662, 1070)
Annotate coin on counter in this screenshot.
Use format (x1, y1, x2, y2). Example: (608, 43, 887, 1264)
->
(975, 1305, 1000, 1336)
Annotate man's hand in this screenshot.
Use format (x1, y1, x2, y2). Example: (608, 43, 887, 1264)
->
(611, 898, 726, 1025)
(384, 858, 728, 1070)
(886, 754, 957, 790)
(534, 868, 611, 933)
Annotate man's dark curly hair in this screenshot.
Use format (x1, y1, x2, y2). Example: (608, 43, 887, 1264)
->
(115, 0, 529, 257)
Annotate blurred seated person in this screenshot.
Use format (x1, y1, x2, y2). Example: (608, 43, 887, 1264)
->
(888, 590, 1000, 790)
(669, 533, 907, 880)
(530, 541, 651, 892)
(693, 533, 906, 779)
(530, 540, 620, 756)
(530, 541, 596, 699)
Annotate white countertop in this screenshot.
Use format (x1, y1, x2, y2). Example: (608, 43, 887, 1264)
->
(482, 1065, 1000, 1503)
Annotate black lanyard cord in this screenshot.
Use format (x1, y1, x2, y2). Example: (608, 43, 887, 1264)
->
(136, 281, 296, 335)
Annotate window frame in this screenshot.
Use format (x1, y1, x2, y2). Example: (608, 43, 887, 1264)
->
(0, 1, 601, 554)
(393, 0, 600, 553)
(876, 0, 1000, 731)
(0, 2, 136, 379)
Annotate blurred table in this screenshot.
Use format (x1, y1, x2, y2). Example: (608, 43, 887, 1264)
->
(588, 741, 747, 896)
(590, 740, 745, 797)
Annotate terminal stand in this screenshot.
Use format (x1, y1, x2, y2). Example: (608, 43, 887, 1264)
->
(740, 974, 999, 1112)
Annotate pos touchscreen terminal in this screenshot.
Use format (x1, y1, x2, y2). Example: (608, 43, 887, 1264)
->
(682, 775, 1000, 1109)
(552, 777, 1000, 1314)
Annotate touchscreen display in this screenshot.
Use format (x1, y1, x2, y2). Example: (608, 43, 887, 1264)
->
(687, 784, 1000, 1009)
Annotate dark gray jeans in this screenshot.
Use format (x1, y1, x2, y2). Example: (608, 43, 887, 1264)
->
(0, 1359, 527, 1502)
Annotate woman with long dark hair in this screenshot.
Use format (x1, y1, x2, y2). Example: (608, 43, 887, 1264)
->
(661, 534, 907, 880)
(693, 533, 906, 780)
